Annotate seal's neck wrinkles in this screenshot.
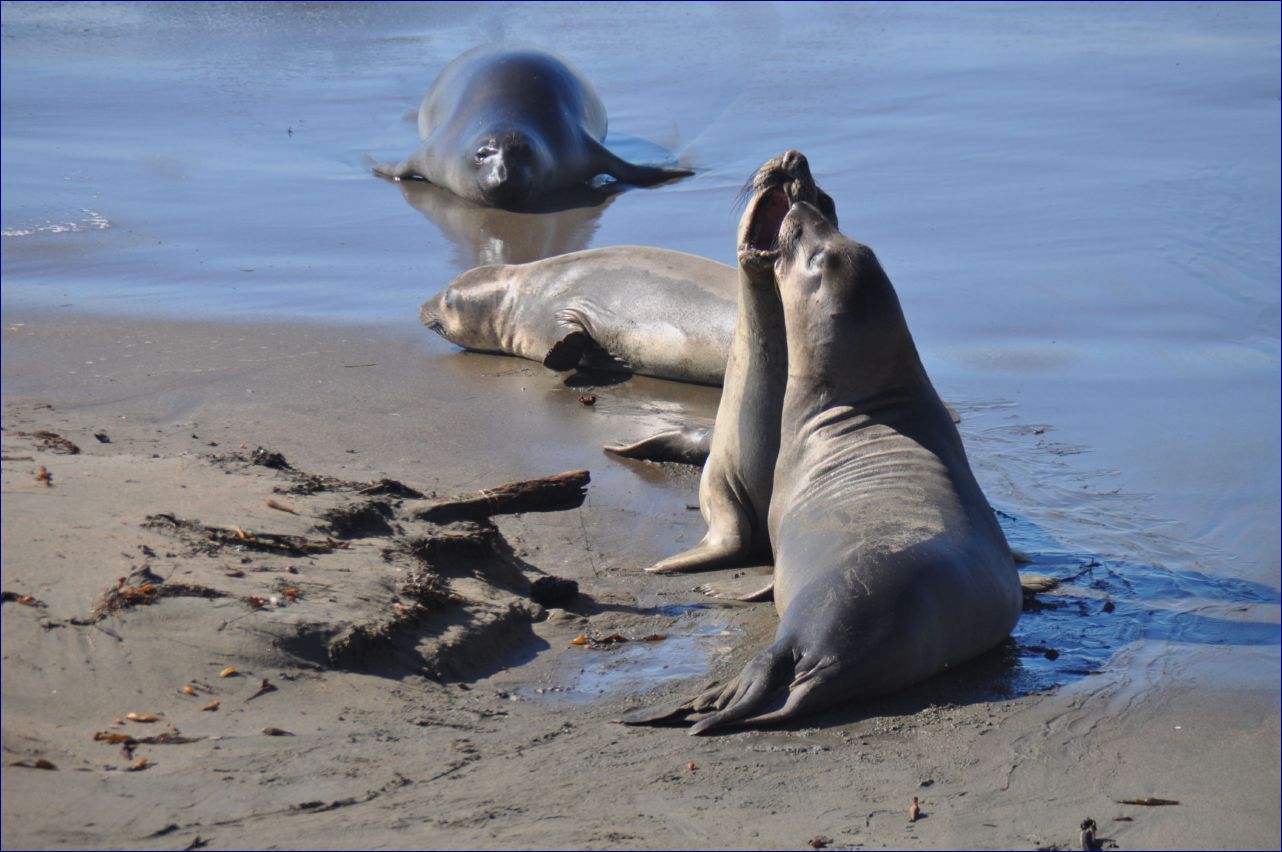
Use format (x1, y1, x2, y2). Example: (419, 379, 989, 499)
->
(773, 201, 938, 435)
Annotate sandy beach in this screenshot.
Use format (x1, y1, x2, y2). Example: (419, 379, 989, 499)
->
(3, 2, 1279, 849)
(2, 315, 1277, 850)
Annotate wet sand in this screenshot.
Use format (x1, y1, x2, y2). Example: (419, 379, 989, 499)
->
(3, 1, 1279, 849)
(2, 315, 1278, 850)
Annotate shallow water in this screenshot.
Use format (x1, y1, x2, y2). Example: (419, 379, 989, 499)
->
(3, 2, 1278, 695)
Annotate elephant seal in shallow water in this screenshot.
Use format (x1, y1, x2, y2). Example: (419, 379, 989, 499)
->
(375, 44, 692, 209)
(625, 199, 1022, 734)
(422, 246, 737, 386)
(646, 150, 836, 574)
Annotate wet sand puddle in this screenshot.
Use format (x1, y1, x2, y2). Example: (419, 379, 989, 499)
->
(516, 603, 739, 703)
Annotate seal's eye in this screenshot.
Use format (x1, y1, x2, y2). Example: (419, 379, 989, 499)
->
(806, 248, 827, 272)
(475, 146, 497, 163)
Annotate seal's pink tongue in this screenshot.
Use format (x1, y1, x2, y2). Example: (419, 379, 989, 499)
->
(749, 188, 790, 253)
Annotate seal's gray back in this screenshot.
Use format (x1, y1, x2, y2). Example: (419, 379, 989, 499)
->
(418, 44, 607, 142)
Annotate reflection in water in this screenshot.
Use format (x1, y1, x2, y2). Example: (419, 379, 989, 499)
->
(391, 177, 619, 268)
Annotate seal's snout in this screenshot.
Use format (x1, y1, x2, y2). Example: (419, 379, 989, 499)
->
(777, 200, 834, 263)
(740, 151, 822, 261)
(480, 157, 533, 207)
(475, 137, 538, 207)
(420, 292, 448, 337)
(781, 149, 811, 183)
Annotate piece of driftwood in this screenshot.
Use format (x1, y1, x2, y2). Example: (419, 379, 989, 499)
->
(17, 430, 81, 455)
(144, 514, 342, 556)
(409, 470, 590, 523)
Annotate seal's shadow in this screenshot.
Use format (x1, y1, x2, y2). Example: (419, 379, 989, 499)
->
(563, 368, 632, 389)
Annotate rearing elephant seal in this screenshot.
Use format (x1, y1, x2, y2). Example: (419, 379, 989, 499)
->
(646, 150, 836, 574)
(626, 199, 1022, 734)
(375, 44, 692, 209)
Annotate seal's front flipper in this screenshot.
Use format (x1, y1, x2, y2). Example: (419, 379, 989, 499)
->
(647, 532, 750, 575)
(373, 159, 418, 181)
(698, 568, 774, 602)
(648, 485, 761, 574)
(619, 679, 731, 726)
(543, 330, 591, 371)
(687, 642, 796, 735)
(605, 426, 713, 466)
(618, 696, 696, 726)
(686, 643, 845, 735)
(589, 139, 693, 187)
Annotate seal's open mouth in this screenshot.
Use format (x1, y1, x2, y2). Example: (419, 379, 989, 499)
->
(746, 186, 791, 257)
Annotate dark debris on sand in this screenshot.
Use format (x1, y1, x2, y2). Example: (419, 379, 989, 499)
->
(91, 453, 594, 677)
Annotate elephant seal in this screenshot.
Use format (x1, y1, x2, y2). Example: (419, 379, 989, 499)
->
(375, 44, 692, 209)
(421, 246, 737, 386)
(625, 199, 1021, 734)
(646, 150, 836, 574)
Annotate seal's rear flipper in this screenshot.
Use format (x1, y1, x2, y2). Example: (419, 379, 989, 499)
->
(605, 426, 713, 466)
(1019, 573, 1059, 595)
(589, 139, 693, 187)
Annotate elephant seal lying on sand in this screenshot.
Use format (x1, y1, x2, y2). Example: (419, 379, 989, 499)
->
(376, 44, 691, 209)
(421, 246, 736, 386)
(625, 195, 1022, 734)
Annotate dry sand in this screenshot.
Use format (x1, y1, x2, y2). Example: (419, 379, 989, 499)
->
(2, 314, 1277, 850)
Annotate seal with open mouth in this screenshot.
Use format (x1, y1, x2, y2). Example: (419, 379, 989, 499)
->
(645, 150, 835, 575)
(625, 194, 1021, 734)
